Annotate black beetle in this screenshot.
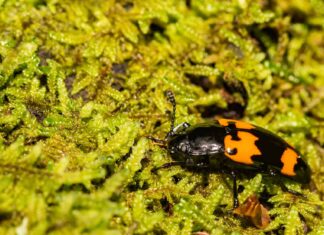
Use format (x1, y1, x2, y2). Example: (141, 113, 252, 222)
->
(149, 91, 311, 208)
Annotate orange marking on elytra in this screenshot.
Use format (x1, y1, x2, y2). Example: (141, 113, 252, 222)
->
(224, 131, 261, 165)
(280, 148, 299, 176)
(218, 119, 255, 129)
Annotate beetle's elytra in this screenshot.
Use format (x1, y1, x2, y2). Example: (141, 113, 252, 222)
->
(150, 91, 311, 208)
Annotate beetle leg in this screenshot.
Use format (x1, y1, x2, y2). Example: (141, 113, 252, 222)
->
(230, 171, 239, 208)
(202, 172, 209, 187)
(278, 181, 303, 196)
(268, 168, 303, 196)
(151, 161, 186, 173)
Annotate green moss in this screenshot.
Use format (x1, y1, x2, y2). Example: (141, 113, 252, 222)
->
(0, 0, 323, 234)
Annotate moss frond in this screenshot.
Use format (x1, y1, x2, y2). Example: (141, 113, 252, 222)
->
(0, 0, 323, 234)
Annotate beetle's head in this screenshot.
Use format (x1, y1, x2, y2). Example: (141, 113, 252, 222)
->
(167, 133, 190, 162)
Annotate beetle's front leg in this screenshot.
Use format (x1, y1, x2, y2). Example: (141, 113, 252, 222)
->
(151, 161, 186, 173)
(147, 136, 166, 145)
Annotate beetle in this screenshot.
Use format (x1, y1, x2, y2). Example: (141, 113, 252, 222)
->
(149, 91, 311, 208)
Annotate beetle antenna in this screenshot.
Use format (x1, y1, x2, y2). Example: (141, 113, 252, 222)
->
(165, 90, 176, 138)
